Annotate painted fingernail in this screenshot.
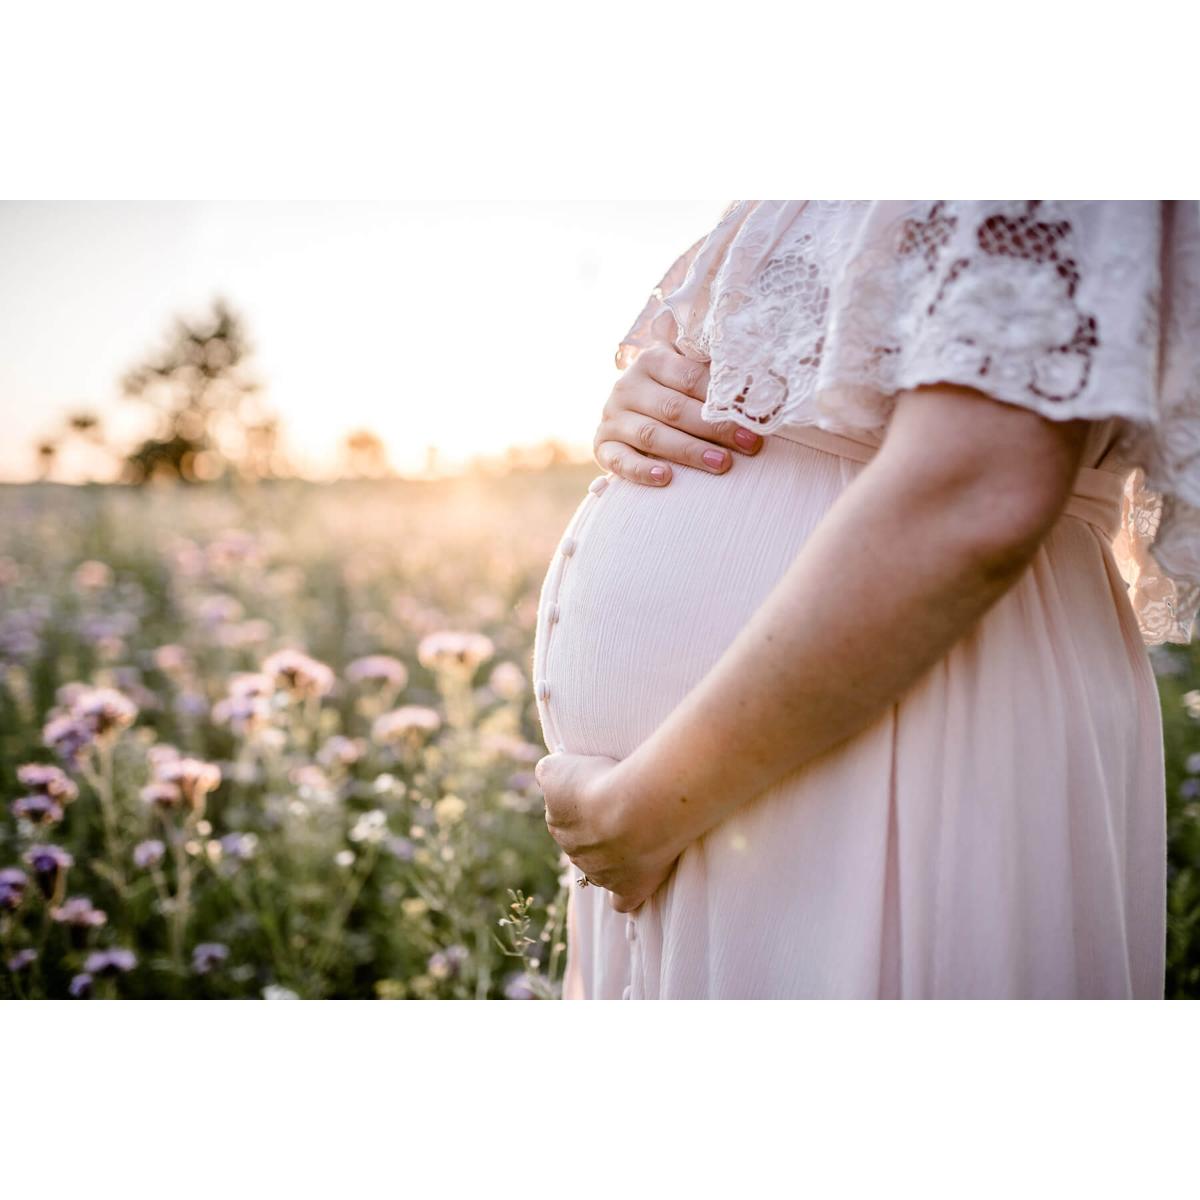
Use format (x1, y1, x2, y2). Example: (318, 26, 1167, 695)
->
(733, 428, 761, 451)
(702, 449, 726, 469)
(650, 465, 667, 482)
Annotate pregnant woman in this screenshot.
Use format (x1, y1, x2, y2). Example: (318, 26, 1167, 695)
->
(532, 201, 1200, 999)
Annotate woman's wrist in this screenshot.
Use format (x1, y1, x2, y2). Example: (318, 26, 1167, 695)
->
(607, 735, 734, 864)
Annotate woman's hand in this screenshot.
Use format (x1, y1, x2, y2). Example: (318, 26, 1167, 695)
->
(594, 316, 764, 487)
(535, 751, 682, 913)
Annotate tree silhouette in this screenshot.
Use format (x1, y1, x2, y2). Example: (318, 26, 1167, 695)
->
(120, 299, 285, 483)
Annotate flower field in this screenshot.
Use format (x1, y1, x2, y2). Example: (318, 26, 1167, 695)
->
(2, 469, 1199, 999)
(0, 467, 593, 999)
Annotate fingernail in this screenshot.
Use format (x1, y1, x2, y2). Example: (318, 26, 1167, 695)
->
(650, 465, 667, 482)
(702, 449, 726, 470)
(733, 428, 760, 451)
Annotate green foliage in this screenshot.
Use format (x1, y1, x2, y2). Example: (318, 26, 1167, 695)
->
(1149, 641, 1200, 998)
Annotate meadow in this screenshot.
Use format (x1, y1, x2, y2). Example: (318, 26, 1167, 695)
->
(2, 470, 1199, 998)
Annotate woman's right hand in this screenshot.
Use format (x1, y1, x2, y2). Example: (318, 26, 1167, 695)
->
(593, 340, 764, 487)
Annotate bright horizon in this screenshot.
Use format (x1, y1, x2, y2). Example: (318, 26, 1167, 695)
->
(0, 200, 724, 481)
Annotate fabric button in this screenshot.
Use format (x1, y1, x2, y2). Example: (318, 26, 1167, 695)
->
(560, 536, 576, 557)
(536, 679, 550, 702)
(625, 918, 637, 942)
(588, 475, 609, 495)
(547, 602, 560, 625)
(622, 984, 632, 1000)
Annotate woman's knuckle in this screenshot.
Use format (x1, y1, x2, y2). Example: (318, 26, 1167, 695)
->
(680, 363, 704, 393)
(659, 392, 685, 424)
(635, 421, 658, 451)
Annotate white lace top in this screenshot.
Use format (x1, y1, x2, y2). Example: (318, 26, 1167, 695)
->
(617, 201, 1200, 646)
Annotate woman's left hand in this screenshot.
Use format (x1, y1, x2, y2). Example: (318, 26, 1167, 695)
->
(535, 752, 680, 913)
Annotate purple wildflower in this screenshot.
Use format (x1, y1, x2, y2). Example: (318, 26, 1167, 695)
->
(417, 631, 494, 673)
(0, 867, 28, 912)
(51, 895, 107, 927)
(371, 705, 441, 744)
(317, 735, 366, 769)
(132, 839, 166, 869)
(385, 835, 415, 862)
(503, 971, 537, 1000)
(11, 793, 64, 826)
(23, 844, 73, 898)
(17, 763, 79, 803)
(42, 713, 93, 766)
(84, 948, 137, 977)
(140, 780, 184, 811)
(212, 672, 275, 734)
(427, 944, 469, 981)
(345, 655, 409, 689)
(40, 684, 138, 765)
(191, 943, 229, 975)
(218, 832, 258, 862)
(146, 753, 221, 814)
(68, 973, 94, 999)
(7, 949, 37, 973)
(261, 649, 335, 699)
(72, 686, 138, 740)
(174, 691, 209, 719)
(51, 897, 108, 947)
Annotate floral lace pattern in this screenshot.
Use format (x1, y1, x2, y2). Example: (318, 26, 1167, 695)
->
(617, 200, 1200, 645)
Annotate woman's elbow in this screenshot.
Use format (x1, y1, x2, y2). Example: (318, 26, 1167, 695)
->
(881, 385, 1093, 579)
(948, 466, 1079, 581)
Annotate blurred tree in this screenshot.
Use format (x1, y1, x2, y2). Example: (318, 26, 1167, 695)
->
(120, 299, 286, 483)
(339, 429, 392, 478)
(35, 440, 56, 481)
(33, 409, 110, 482)
(67, 410, 103, 441)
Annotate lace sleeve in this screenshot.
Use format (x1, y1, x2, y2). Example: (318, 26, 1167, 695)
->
(810, 200, 1200, 645)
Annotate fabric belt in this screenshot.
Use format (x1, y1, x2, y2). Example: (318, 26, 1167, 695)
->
(771, 422, 1128, 540)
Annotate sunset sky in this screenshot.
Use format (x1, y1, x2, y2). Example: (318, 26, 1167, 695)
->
(0, 200, 725, 480)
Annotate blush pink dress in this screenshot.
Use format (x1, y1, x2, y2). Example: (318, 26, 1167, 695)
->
(532, 201, 1200, 1000)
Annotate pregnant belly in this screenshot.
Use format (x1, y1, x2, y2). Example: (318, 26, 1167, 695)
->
(532, 434, 860, 761)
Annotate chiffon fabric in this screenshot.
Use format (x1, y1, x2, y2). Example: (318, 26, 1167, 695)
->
(532, 202, 1200, 999)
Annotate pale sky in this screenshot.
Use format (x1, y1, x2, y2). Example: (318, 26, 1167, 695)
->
(0, 200, 725, 479)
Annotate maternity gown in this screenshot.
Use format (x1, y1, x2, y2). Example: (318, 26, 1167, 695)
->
(531, 201, 1200, 999)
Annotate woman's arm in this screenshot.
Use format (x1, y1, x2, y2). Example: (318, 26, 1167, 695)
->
(539, 383, 1093, 911)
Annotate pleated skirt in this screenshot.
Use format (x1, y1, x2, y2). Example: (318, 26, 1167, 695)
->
(531, 427, 1166, 999)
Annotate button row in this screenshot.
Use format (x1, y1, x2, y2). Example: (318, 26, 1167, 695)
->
(538, 477, 609, 737)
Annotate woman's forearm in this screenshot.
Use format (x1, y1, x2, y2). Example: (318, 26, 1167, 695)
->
(614, 417, 1077, 858)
